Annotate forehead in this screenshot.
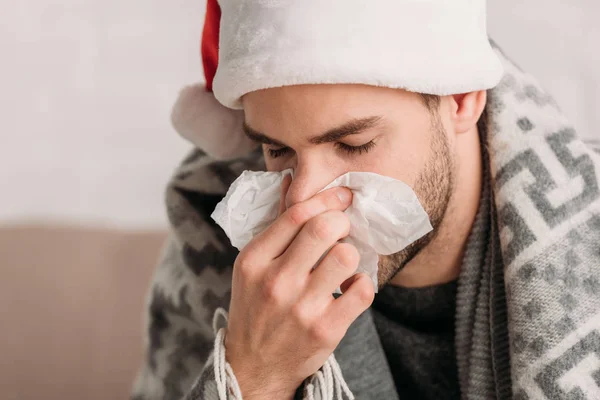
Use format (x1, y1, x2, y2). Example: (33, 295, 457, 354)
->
(243, 84, 414, 109)
(242, 84, 423, 133)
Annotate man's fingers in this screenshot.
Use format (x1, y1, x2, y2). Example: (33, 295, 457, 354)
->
(277, 212, 351, 277)
(326, 273, 375, 328)
(304, 243, 359, 300)
(246, 186, 352, 261)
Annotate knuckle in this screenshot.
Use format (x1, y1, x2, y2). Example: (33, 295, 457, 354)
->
(330, 243, 359, 271)
(322, 189, 343, 209)
(291, 303, 314, 328)
(308, 214, 335, 242)
(354, 275, 375, 306)
(286, 205, 307, 227)
(235, 253, 257, 278)
(308, 212, 343, 241)
(308, 323, 336, 347)
(262, 273, 287, 304)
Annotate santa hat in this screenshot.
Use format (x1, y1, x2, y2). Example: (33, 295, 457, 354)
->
(172, 0, 503, 160)
(171, 0, 256, 160)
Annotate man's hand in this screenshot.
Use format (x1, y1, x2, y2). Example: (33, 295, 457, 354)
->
(224, 179, 374, 399)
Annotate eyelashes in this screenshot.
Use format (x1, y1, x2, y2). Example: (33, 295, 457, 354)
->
(336, 140, 377, 155)
(267, 147, 291, 158)
(267, 140, 377, 159)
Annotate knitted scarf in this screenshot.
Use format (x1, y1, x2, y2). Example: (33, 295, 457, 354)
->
(131, 44, 600, 400)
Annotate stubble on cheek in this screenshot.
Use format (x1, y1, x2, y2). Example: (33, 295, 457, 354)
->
(375, 113, 455, 288)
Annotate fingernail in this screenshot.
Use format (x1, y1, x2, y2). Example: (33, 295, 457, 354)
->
(336, 187, 352, 203)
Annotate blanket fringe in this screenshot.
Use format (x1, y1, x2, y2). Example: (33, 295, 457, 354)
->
(211, 308, 354, 400)
(213, 308, 243, 399)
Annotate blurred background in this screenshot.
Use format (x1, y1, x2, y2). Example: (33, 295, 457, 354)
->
(1, 1, 598, 399)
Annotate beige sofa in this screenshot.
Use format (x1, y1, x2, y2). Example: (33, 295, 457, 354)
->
(0, 224, 166, 400)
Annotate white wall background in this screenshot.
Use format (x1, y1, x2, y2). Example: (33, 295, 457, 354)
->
(488, 0, 600, 139)
(1, 0, 598, 229)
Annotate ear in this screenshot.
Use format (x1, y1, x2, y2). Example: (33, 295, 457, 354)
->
(448, 90, 487, 134)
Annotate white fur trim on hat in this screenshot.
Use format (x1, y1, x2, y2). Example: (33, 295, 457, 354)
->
(214, 0, 504, 109)
(171, 84, 258, 160)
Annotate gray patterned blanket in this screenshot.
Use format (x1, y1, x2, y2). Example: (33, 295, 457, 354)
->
(131, 45, 600, 399)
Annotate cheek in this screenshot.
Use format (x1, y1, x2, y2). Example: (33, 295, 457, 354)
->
(363, 133, 431, 189)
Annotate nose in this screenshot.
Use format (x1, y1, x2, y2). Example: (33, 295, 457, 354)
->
(285, 159, 337, 209)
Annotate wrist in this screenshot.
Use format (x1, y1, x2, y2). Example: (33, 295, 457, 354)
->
(230, 363, 297, 400)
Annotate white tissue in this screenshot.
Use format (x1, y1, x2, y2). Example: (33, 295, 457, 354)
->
(211, 169, 432, 291)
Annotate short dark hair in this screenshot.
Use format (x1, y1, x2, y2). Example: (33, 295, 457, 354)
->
(419, 94, 441, 112)
(419, 93, 488, 130)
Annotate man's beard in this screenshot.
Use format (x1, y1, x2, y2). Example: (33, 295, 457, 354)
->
(376, 113, 455, 287)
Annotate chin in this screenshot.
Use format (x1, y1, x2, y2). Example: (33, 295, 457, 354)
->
(376, 254, 405, 288)
(375, 234, 432, 288)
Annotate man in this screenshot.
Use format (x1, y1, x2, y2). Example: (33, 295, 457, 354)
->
(132, 0, 600, 399)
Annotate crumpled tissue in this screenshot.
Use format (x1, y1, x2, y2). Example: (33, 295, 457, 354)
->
(211, 169, 432, 291)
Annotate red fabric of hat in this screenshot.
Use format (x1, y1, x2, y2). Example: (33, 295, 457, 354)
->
(201, 0, 220, 92)
(170, 0, 257, 160)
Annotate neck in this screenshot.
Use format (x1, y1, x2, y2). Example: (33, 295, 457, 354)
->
(390, 126, 483, 288)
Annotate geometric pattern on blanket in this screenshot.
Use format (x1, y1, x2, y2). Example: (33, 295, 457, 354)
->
(488, 42, 600, 399)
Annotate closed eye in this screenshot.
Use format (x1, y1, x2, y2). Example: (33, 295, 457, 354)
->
(267, 146, 292, 159)
(266, 140, 377, 159)
(336, 140, 377, 155)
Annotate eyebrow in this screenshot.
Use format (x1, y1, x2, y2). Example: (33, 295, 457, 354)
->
(242, 116, 383, 147)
